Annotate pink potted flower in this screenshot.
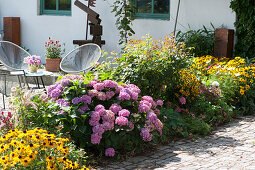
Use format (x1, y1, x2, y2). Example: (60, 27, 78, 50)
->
(24, 55, 41, 73)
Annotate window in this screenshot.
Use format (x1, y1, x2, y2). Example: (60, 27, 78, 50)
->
(134, 0, 170, 20)
(40, 0, 71, 16)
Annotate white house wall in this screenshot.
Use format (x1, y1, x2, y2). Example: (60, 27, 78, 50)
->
(0, 0, 235, 62)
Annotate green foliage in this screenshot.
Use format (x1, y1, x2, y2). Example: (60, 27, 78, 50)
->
(94, 35, 191, 100)
(191, 96, 234, 126)
(183, 116, 212, 136)
(230, 0, 255, 58)
(235, 87, 255, 116)
(106, 0, 135, 45)
(176, 25, 215, 57)
(8, 87, 60, 132)
(159, 108, 188, 138)
(50, 76, 163, 157)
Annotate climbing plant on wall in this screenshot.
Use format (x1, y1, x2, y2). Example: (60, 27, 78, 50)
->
(230, 0, 255, 58)
(105, 0, 135, 45)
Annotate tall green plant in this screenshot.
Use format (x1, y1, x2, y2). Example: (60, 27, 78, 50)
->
(230, 0, 255, 58)
(176, 25, 215, 57)
(106, 0, 135, 45)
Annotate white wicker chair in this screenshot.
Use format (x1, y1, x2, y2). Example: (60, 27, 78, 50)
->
(0, 41, 31, 109)
(60, 43, 101, 74)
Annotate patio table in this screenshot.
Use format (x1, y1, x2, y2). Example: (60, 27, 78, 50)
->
(10, 69, 53, 89)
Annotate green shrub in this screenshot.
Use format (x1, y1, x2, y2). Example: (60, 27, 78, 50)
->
(159, 108, 188, 138)
(8, 87, 60, 132)
(183, 116, 212, 136)
(94, 34, 191, 101)
(47, 75, 164, 157)
(230, 0, 255, 58)
(176, 25, 215, 57)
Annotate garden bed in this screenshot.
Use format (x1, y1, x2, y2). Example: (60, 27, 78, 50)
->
(0, 34, 254, 169)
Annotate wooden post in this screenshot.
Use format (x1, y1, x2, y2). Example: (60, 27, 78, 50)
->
(214, 28, 235, 58)
(3, 17, 21, 46)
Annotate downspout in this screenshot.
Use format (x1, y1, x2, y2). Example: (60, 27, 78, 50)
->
(173, 0, 181, 36)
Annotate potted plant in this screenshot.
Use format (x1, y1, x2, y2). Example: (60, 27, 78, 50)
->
(24, 55, 41, 73)
(45, 37, 63, 72)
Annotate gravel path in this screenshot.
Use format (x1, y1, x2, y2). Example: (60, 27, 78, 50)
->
(102, 116, 255, 170)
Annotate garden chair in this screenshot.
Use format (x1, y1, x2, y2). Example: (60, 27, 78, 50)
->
(60, 43, 101, 74)
(0, 41, 30, 109)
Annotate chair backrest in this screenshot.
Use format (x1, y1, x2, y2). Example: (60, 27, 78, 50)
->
(60, 43, 101, 74)
(0, 41, 31, 70)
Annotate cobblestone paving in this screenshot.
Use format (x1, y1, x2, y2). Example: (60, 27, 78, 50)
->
(102, 116, 255, 170)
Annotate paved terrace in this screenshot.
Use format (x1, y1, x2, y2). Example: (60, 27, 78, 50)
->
(101, 116, 255, 170)
(1, 68, 255, 170)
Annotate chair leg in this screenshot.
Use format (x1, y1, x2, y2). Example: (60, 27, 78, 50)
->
(22, 71, 29, 89)
(40, 76, 46, 90)
(17, 75, 22, 88)
(35, 76, 40, 89)
(3, 74, 6, 109)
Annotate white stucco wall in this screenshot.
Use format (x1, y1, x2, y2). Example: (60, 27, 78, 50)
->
(0, 0, 235, 62)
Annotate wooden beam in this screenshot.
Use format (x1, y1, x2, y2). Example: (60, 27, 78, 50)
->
(74, 0, 99, 18)
(88, 15, 101, 25)
(73, 40, 105, 46)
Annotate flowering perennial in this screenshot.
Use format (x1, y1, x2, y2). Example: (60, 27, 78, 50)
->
(24, 55, 41, 67)
(47, 77, 164, 156)
(0, 128, 87, 169)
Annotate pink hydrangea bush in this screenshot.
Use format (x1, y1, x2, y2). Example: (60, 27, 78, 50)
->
(47, 75, 164, 156)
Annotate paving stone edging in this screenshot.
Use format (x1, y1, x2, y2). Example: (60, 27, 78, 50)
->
(100, 116, 255, 170)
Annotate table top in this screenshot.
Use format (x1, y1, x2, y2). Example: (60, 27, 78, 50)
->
(10, 69, 54, 77)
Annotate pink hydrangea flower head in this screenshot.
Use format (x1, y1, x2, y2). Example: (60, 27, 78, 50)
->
(102, 110, 115, 122)
(81, 95, 91, 104)
(127, 84, 141, 94)
(115, 116, 128, 126)
(91, 133, 102, 144)
(138, 104, 150, 113)
(128, 121, 134, 130)
(60, 79, 71, 87)
(118, 109, 130, 117)
(105, 148, 115, 157)
(103, 80, 118, 88)
(72, 97, 82, 104)
(130, 91, 138, 100)
(179, 96, 186, 105)
(175, 107, 182, 113)
(90, 111, 101, 122)
(97, 109, 106, 116)
(92, 124, 105, 135)
(47, 84, 57, 94)
(50, 88, 62, 99)
(154, 119, 163, 135)
(102, 121, 114, 131)
(156, 100, 164, 106)
(78, 105, 89, 114)
(88, 89, 98, 97)
(109, 104, 122, 115)
(97, 92, 107, 101)
(147, 111, 157, 123)
(139, 100, 152, 108)
(115, 85, 124, 94)
(118, 91, 131, 100)
(140, 128, 153, 142)
(106, 91, 115, 100)
(141, 96, 154, 104)
(93, 82, 105, 91)
(89, 80, 98, 87)
(95, 105, 105, 111)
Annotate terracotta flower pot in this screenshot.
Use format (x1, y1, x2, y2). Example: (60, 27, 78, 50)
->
(46, 58, 62, 72)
